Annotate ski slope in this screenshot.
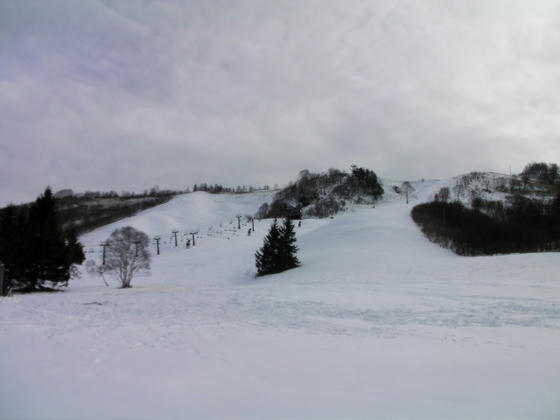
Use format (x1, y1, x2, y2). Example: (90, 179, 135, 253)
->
(1, 186, 559, 419)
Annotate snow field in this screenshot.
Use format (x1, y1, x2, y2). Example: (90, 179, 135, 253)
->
(1, 188, 559, 419)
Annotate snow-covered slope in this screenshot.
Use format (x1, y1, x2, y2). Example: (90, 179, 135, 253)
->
(80, 190, 275, 248)
(400, 171, 556, 206)
(1, 190, 559, 419)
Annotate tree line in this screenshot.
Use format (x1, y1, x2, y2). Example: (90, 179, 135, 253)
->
(61, 186, 184, 202)
(411, 192, 560, 255)
(193, 183, 269, 194)
(58, 196, 175, 236)
(521, 162, 559, 185)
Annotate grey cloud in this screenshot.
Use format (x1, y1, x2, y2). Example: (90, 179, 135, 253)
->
(1, 0, 559, 206)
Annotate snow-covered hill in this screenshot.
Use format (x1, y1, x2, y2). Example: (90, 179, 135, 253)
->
(1, 188, 559, 419)
(79, 190, 276, 254)
(405, 171, 557, 205)
(260, 168, 383, 219)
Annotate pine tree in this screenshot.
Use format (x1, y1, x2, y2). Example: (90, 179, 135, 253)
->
(0, 205, 16, 264)
(0, 205, 19, 290)
(26, 187, 69, 288)
(255, 219, 282, 276)
(255, 218, 300, 276)
(65, 229, 85, 268)
(278, 217, 300, 270)
(0, 188, 85, 292)
(0, 204, 33, 288)
(10, 208, 30, 287)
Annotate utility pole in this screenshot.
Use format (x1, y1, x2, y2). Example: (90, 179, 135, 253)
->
(251, 217, 255, 232)
(189, 232, 198, 246)
(154, 236, 161, 255)
(172, 230, 179, 247)
(236, 215, 242, 230)
(402, 181, 412, 205)
(0, 263, 6, 297)
(100, 242, 108, 265)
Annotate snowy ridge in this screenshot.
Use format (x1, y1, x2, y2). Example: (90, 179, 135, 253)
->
(1, 188, 559, 419)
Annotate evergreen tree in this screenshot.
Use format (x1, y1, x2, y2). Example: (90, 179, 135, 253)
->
(11, 208, 29, 286)
(0, 188, 85, 292)
(278, 217, 300, 270)
(65, 229, 85, 268)
(25, 188, 67, 287)
(0, 204, 32, 288)
(255, 218, 300, 276)
(0, 205, 16, 263)
(0, 205, 20, 290)
(255, 219, 282, 276)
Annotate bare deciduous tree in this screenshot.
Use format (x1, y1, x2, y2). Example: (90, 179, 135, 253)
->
(401, 181, 415, 204)
(103, 226, 151, 288)
(435, 187, 450, 202)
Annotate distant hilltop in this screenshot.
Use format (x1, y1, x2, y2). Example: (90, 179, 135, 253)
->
(256, 166, 384, 219)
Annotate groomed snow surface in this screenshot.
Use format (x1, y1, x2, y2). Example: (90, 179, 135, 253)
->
(1, 186, 559, 419)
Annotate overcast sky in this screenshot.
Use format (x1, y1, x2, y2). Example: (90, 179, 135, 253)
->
(1, 0, 560, 205)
